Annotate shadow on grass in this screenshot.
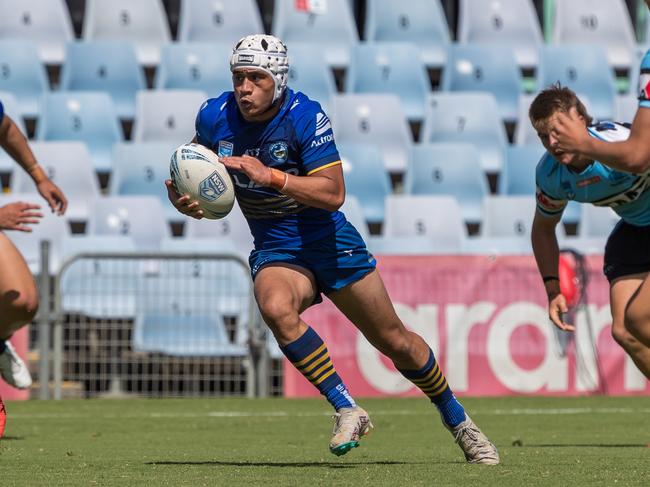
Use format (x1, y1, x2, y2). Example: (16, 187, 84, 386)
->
(0, 436, 24, 441)
(146, 460, 423, 468)
(517, 443, 647, 448)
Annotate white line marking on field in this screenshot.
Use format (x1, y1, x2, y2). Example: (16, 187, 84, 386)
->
(8, 407, 650, 420)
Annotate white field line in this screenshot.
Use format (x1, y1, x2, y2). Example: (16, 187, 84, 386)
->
(8, 407, 650, 420)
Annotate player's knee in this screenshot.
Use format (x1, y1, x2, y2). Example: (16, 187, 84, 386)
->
(611, 321, 639, 351)
(258, 298, 299, 335)
(624, 302, 650, 343)
(373, 326, 412, 360)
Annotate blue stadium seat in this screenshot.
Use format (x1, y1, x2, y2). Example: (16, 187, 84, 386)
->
(0, 92, 26, 176)
(86, 196, 171, 250)
(178, 0, 264, 43)
(82, 0, 171, 65)
(615, 93, 639, 123)
(382, 194, 466, 252)
(154, 42, 232, 96)
(339, 195, 370, 243)
(272, 0, 358, 69)
(578, 204, 620, 238)
(11, 141, 99, 222)
(0, 0, 73, 64)
(481, 195, 538, 238)
(338, 143, 391, 225)
(346, 42, 430, 121)
(330, 94, 412, 174)
(538, 45, 617, 121)
(184, 202, 254, 250)
(458, 0, 542, 69)
(0, 193, 70, 274)
(0, 40, 48, 118)
(364, 0, 450, 69)
(60, 41, 145, 119)
(422, 92, 508, 174)
(498, 145, 545, 195)
(132, 90, 207, 143)
(287, 43, 337, 113)
(553, 0, 637, 71)
(441, 44, 522, 123)
(404, 143, 488, 224)
(36, 92, 123, 173)
(109, 142, 179, 221)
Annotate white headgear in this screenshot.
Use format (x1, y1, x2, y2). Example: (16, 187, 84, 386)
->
(230, 34, 289, 104)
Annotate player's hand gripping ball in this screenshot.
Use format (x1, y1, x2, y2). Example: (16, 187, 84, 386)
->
(170, 143, 235, 219)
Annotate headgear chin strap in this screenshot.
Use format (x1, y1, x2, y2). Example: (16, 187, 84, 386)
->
(230, 34, 289, 104)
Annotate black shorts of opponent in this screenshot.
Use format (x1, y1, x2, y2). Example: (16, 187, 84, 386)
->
(604, 220, 650, 282)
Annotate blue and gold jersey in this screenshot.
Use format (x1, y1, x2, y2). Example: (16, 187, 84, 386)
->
(640, 49, 650, 109)
(536, 121, 650, 226)
(195, 88, 346, 249)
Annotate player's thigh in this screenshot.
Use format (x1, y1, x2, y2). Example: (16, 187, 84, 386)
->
(0, 232, 38, 306)
(328, 269, 404, 343)
(610, 274, 646, 336)
(254, 263, 318, 317)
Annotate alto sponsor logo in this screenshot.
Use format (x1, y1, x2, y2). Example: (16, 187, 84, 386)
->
(315, 112, 331, 136)
(311, 134, 334, 148)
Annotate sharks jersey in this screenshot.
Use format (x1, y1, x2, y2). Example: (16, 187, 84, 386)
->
(536, 121, 650, 226)
(640, 49, 650, 109)
(195, 89, 345, 249)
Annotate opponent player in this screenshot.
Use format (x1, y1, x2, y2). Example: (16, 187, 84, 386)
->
(549, 1, 650, 347)
(530, 84, 650, 380)
(0, 98, 68, 437)
(166, 34, 499, 464)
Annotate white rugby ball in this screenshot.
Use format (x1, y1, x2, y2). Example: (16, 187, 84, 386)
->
(170, 143, 235, 220)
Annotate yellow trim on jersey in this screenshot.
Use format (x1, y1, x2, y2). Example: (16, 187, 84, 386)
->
(307, 160, 342, 176)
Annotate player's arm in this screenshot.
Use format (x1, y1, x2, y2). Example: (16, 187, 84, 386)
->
(0, 114, 67, 215)
(551, 108, 650, 174)
(219, 155, 344, 212)
(531, 210, 574, 331)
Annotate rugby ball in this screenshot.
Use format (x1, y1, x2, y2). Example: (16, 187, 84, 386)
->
(169, 143, 235, 220)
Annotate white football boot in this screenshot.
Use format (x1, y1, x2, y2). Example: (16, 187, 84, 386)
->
(329, 406, 373, 456)
(0, 342, 33, 390)
(445, 414, 500, 465)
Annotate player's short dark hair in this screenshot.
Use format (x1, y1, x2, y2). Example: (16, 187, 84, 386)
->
(529, 82, 593, 129)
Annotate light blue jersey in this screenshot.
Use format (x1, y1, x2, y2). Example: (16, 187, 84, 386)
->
(640, 48, 650, 109)
(536, 121, 650, 226)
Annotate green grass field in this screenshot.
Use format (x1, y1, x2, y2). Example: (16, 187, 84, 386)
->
(1, 396, 649, 486)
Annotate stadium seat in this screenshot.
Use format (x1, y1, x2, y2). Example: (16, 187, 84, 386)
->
(481, 195, 538, 238)
(0, 0, 74, 64)
(345, 42, 430, 121)
(458, 0, 542, 69)
(338, 195, 370, 243)
(382, 194, 466, 252)
(421, 92, 508, 174)
(364, 0, 450, 69)
(272, 0, 358, 69)
(441, 44, 522, 123)
(0, 92, 26, 176)
(578, 204, 620, 238)
(498, 144, 545, 195)
(82, 0, 171, 65)
(538, 45, 617, 121)
(86, 196, 171, 250)
(184, 202, 254, 251)
(59, 235, 139, 318)
(0, 193, 70, 274)
(0, 40, 48, 118)
(287, 43, 337, 113)
(132, 90, 207, 143)
(59, 41, 145, 120)
(178, 0, 264, 43)
(338, 143, 391, 225)
(154, 42, 232, 97)
(552, 0, 637, 71)
(109, 142, 179, 221)
(36, 92, 123, 173)
(330, 94, 412, 174)
(404, 143, 488, 225)
(10, 141, 99, 222)
(615, 93, 640, 123)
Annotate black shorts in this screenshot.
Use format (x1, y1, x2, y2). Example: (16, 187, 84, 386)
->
(603, 220, 650, 282)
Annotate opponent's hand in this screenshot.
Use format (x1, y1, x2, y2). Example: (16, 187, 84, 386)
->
(165, 179, 204, 219)
(219, 155, 272, 187)
(36, 179, 67, 215)
(549, 108, 591, 154)
(0, 202, 43, 232)
(548, 292, 574, 332)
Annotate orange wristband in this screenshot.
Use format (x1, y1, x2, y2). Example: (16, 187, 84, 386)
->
(27, 165, 47, 184)
(268, 167, 288, 192)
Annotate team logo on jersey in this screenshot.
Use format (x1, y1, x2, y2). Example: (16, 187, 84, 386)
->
(315, 112, 331, 136)
(269, 141, 288, 163)
(199, 171, 227, 201)
(218, 140, 233, 157)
